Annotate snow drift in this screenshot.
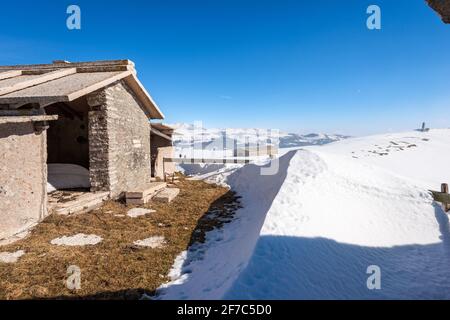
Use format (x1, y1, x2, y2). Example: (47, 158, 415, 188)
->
(158, 129, 450, 299)
(47, 164, 90, 193)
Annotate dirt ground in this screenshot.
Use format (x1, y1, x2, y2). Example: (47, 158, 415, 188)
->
(0, 175, 240, 300)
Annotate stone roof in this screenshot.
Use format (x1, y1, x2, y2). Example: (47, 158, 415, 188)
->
(0, 60, 164, 119)
(427, 0, 450, 23)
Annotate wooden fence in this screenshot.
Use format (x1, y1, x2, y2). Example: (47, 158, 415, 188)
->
(162, 157, 253, 182)
(164, 157, 253, 165)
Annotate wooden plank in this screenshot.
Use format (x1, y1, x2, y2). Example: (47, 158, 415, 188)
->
(151, 126, 172, 141)
(0, 109, 43, 116)
(0, 60, 133, 71)
(430, 191, 450, 204)
(16, 68, 130, 75)
(17, 65, 131, 74)
(0, 68, 77, 96)
(76, 65, 132, 73)
(0, 115, 58, 124)
(0, 70, 22, 80)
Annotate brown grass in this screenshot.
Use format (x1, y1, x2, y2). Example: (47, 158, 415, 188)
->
(0, 175, 239, 300)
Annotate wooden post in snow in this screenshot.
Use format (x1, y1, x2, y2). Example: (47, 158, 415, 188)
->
(442, 183, 450, 212)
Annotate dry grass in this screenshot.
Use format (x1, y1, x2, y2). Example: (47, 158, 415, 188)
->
(0, 175, 239, 300)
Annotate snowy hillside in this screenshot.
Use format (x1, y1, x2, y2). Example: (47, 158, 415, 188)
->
(157, 129, 450, 300)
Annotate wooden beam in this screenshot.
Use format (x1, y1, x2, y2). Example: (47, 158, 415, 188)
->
(76, 65, 133, 73)
(0, 60, 134, 71)
(0, 115, 58, 124)
(0, 109, 42, 116)
(22, 69, 60, 75)
(3, 65, 133, 75)
(0, 68, 77, 96)
(0, 70, 23, 80)
(151, 127, 172, 141)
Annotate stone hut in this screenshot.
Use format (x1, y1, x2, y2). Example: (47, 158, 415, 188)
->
(0, 60, 171, 241)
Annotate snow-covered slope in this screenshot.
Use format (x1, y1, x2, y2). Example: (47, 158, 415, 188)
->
(158, 129, 450, 300)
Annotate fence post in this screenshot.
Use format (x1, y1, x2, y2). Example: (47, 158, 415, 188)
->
(442, 183, 450, 212)
(163, 158, 166, 182)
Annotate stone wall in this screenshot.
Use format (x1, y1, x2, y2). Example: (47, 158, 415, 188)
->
(88, 101, 111, 192)
(87, 81, 152, 197)
(0, 122, 48, 240)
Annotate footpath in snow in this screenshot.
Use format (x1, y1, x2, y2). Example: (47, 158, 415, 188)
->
(158, 129, 450, 299)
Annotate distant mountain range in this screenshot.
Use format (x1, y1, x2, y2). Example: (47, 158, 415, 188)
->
(169, 123, 350, 149)
(278, 133, 351, 148)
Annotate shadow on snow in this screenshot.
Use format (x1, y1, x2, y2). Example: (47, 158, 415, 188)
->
(225, 204, 450, 300)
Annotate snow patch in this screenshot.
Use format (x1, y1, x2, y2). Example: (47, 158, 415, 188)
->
(0, 250, 25, 263)
(134, 236, 166, 248)
(159, 251, 190, 288)
(51, 234, 103, 246)
(47, 163, 90, 193)
(127, 208, 155, 218)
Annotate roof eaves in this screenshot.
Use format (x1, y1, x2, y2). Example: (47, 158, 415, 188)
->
(123, 74, 165, 120)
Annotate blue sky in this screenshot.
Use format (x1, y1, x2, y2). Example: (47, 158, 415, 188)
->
(0, 0, 449, 135)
